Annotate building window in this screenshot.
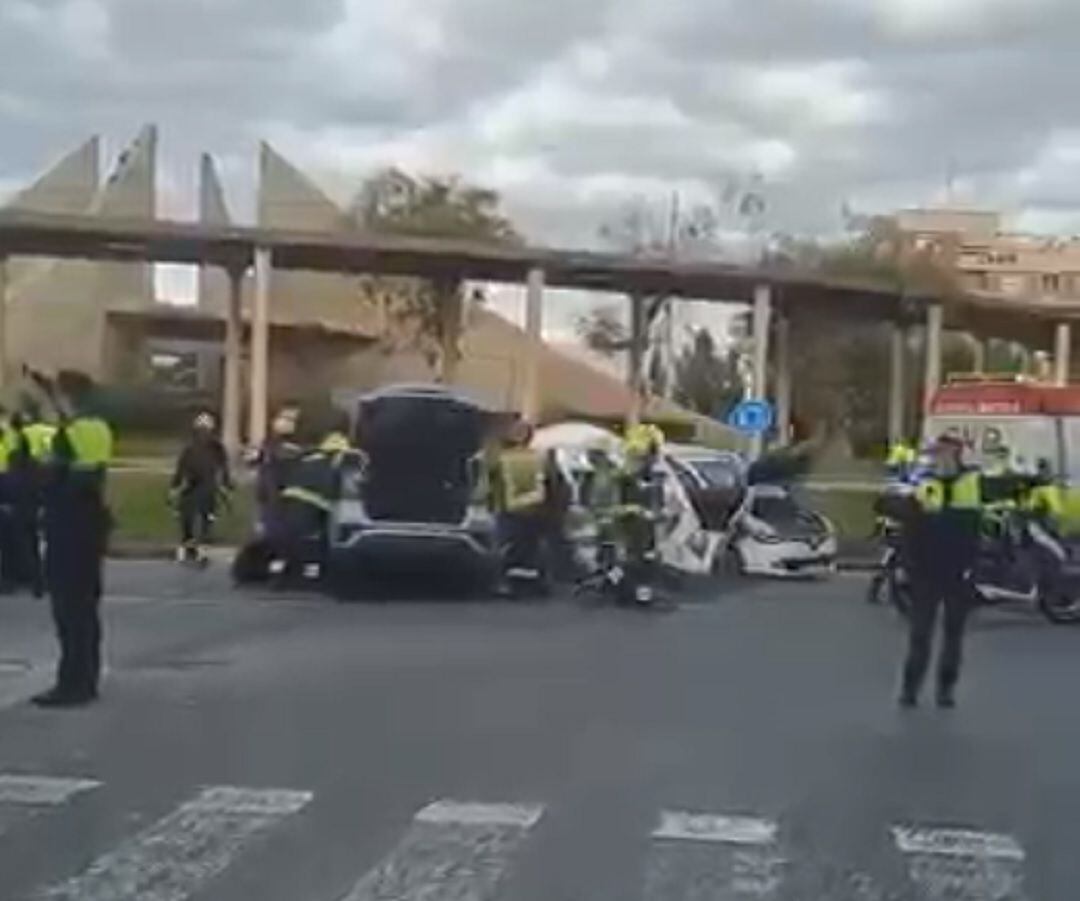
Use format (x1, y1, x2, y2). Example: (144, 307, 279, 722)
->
(1043, 273, 1061, 294)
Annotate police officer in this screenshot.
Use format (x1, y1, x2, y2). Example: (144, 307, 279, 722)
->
(885, 440, 917, 484)
(7, 404, 52, 596)
(32, 372, 113, 708)
(899, 432, 982, 709)
(0, 407, 18, 593)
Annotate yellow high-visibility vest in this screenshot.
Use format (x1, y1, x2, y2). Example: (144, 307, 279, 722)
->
(22, 423, 57, 461)
(57, 417, 113, 469)
(915, 471, 982, 512)
(498, 448, 544, 512)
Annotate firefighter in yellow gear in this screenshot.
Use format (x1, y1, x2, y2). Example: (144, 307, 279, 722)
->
(490, 417, 547, 590)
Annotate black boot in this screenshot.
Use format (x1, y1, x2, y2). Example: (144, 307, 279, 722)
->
(30, 687, 96, 708)
(936, 685, 956, 709)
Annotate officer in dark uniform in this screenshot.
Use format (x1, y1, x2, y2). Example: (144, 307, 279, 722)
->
(7, 404, 52, 596)
(898, 432, 982, 709)
(32, 372, 113, 708)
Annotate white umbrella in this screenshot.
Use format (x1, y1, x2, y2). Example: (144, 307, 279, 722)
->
(531, 422, 621, 453)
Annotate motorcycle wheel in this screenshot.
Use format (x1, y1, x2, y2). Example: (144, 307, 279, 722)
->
(866, 571, 886, 605)
(886, 571, 912, 619)
(1038, 589, 1080, 624)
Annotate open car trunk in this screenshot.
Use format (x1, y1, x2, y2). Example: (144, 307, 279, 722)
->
(357, 386, 487, 525)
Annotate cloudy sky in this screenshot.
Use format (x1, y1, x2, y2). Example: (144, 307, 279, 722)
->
(2, 0, 1080, 330)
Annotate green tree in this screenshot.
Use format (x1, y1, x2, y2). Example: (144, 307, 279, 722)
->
(673, 327, 743, 417)
(350, 168, 520, 382)
(768, 217, 966, 456)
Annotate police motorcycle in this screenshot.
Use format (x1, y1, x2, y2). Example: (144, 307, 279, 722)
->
(877, 481, 1080, 625)
(867, 450, 928, 613)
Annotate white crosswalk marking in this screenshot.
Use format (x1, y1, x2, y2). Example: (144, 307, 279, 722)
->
(339, 799, 544, 901)
(44, 785, 312, 901)
(0, 773, 101, 839)
(892, 825, 1029, 901)
(0, 774, 101, 806)
(644, 810, 785, 900)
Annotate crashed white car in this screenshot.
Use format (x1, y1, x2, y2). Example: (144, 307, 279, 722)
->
(731, 483, 838, 578)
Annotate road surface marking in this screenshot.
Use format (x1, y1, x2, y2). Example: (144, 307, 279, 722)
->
(645, 810, 785, 900)
(654, 811, 778, 846)
(0, 663, 51, 712)
(44, 785, 312, 901)
(891, 825, 1029, 901)
(0, 774, 101, 805)
(339, 799, 545, 901)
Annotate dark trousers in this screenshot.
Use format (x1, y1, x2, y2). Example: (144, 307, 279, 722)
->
(49, 579, 102, 696)
(11, 500, 43, 594)
(498, 510, 546, 579)
(45, 493, 108, 697)
(902, 570, 971, 698)
(178, 489, 215, 547)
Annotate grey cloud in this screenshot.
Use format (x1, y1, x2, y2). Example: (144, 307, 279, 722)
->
(5, 0, 1080, 243)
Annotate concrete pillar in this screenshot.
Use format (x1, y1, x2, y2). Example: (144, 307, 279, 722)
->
(627, 292, 646, 428)
(1054, 321, 1072, 386)
(521, 267, 544, 423)
(923, 303, 943, 413)
(750, 283, 772, 458)
(970, 334, 987, 373)
(0, 256, 7, 389)
(774, 313, 792, 446)
(888, 324, 906, 446)
(222, 264, 245, 455)
(248, 247, 271, 446)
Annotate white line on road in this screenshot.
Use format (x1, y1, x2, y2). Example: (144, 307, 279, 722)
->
(44, 785, 312, 901)
(892, 824, 1029, 901)
(339, 799, 545, 901)
(646, 810, 785, 900)
(653, 811, 778, 846)
(0, 774, 101, 805)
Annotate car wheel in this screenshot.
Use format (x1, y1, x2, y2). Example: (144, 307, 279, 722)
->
(714, 543, 746, 578)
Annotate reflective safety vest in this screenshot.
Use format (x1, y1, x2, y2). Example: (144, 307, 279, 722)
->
(498, 447, 544, 512)
(886, 442, 916, 468)
(319, 431, 351, 454)
(22, 422, 57, 461)
(0, 423, 15, 473)
(1024, 483, 1065, 521)
(280, 451, 336, 513)
(56, 416, 113, 469)
(914, 471, 982, 513)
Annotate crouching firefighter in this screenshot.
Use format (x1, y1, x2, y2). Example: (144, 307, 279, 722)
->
(490, 417, 548, 595)
(266, 433, 349, 585)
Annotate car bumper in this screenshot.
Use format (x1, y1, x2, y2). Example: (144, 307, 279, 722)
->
(739, 538, 838, 578)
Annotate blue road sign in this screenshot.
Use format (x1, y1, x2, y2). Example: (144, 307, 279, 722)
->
(726, 399, 774, 435)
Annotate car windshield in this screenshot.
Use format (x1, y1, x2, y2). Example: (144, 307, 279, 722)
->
(685, 458, 745, 491)
(751, 491, 804, 523)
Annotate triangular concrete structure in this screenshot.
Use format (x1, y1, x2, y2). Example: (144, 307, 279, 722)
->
(258, 141, 349, 232)
(255, 141, 379, 333)
(93, 124, 157, 220)
(7, 136, 100, 215)
(4, 137, 101, 289)
(88, 125, 156, 310)
(198, 153, 232, 311)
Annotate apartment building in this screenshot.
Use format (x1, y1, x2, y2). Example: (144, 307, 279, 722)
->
(895, 208, 1080, 300)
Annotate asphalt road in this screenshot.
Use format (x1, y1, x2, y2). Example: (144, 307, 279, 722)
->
(0, 564, 1077, 901)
